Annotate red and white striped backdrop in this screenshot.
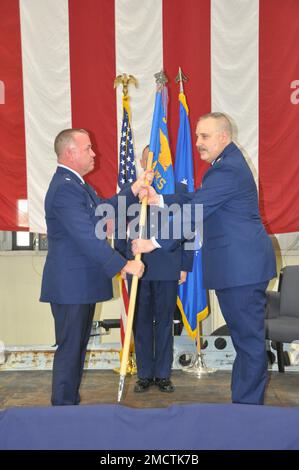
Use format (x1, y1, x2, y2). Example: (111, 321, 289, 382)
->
(1, 0, 299, 239)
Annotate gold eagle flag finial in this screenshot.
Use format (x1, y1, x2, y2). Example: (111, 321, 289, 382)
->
(114, 73, 138, 96)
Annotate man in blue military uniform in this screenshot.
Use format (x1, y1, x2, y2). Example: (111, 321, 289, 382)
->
(117, 146, 194, 393)
(132, 114, 277, 405)
(40, 128, 148, 406)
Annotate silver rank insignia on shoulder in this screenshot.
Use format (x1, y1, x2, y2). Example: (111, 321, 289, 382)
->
(65, 177, 71, 181)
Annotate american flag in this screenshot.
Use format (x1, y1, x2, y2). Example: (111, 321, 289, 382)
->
(3, 1, 299, 237)
(117, 96, 136, 350)
(118, 102, 136, 189)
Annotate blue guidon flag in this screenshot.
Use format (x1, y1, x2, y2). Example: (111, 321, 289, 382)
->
(175, 91, 208, 338)
(149, 87, 175, 195)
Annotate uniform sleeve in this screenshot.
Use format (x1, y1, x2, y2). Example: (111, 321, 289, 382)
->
(104, 183, 138, 209)
(158, 165, 240, 251)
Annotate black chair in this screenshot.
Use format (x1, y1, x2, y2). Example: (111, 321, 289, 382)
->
(265, 266, 299, 372)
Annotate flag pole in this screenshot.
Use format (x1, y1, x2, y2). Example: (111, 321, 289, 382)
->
(117, 154, 153, 402)
(118, 71, 166, 402)
(114, 73, 138, 379)
(190, 317, 216, 376)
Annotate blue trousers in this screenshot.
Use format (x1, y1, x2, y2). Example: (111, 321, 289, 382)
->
(216, 282, 268, 405)
(133, 280, 178, 380)
(51, 303, 95, 406)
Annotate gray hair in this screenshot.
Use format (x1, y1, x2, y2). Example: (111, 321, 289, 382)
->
(198, 112, 233, 139)
(54, 128, 89, 157)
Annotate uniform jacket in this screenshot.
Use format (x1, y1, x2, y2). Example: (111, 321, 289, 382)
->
(40, 167, 136, 304)
(159, 142, 276, 289)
